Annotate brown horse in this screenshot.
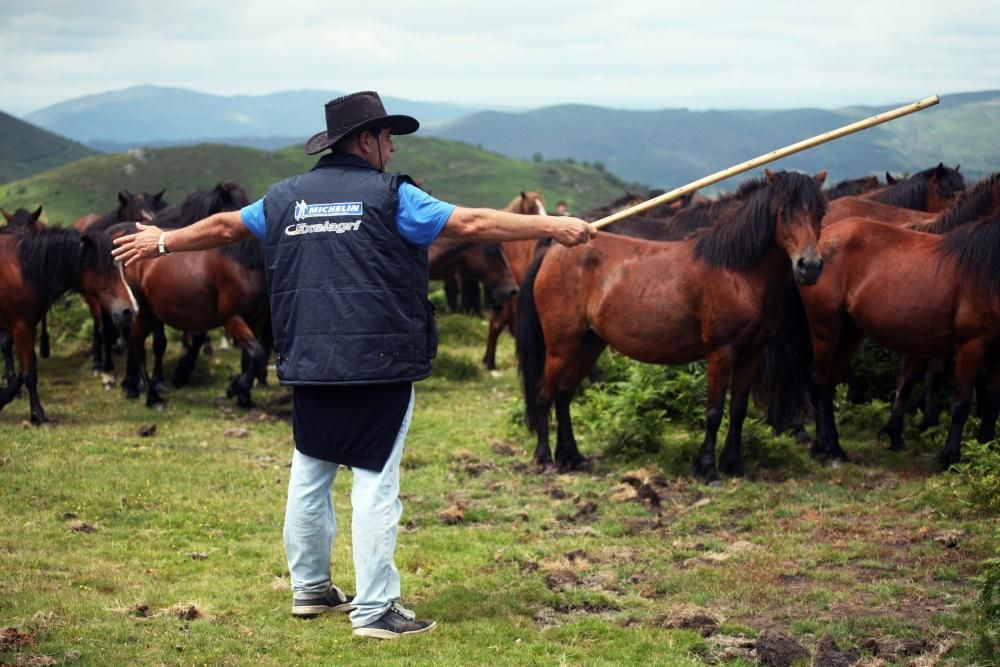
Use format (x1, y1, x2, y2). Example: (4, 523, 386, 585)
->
(801, 198, 1000, 469)
(0, 229, 136, 423)
(823, 164, 963, 226)
(473, 191, 548, 369)
(517, 170, 827, 479)
(72, 190, 167, 233)
(877, 173, 1000, 446)
(1, 207, 50, 364)
(824, 175, 880, 200)
(73, 191, 170, 381)
(114, 183, 268, 408)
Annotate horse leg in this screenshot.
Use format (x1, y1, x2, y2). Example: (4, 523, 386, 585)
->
(10, 322, 46, 424)
(919, 356, 947, 430)
(482, 301, 511, 370)
(1, 329, 15, 389)
(844, 364, 868, 404)
(975, 358, 1000, 444)
(693, 348, 735, 483)
(808, 320, 858, 463)
(444, 271, 460, 313)
(98, 311, 118, 388)
(937, 340, 986, 470)
(223, 316, 265, 408)
(122, 317, 152, 401)
(880, 354, 924, 451)
(719, 354, 763, 477)
(150, 319, 168, 396)
(86, 298, 103, 375)
(172, 332, 206, 387)
(0, 328, 26, 412)
(39, 313, 50, 359)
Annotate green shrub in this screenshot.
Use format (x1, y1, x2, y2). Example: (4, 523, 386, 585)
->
(575, 354, 706, 454)
(976, 534, 1000, 659)
(954, 440, 1000, 515)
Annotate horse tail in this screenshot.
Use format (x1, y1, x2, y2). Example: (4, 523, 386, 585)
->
(754, 278, 814, 435)
(516, 251, 547, 433)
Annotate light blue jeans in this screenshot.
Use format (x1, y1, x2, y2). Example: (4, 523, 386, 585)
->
(283, 387, 413, 628)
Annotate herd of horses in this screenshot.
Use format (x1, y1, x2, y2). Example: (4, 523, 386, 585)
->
(2, 161, 998, 483)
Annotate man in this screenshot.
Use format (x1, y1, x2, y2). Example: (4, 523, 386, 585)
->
(112, 91, 596, 640)
(555, 200, 571, 216)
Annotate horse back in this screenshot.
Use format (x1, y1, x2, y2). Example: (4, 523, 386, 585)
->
(824, 197, 936, 226)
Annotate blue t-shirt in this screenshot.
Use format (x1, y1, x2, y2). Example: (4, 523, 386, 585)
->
(240, 182, 453, 247)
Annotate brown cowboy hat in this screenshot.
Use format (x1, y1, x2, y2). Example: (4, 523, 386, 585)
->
(304, 91, 419, 155)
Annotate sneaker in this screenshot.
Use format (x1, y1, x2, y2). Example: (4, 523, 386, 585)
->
(353, 603, 436, 639)
(291, 584, 354, 618)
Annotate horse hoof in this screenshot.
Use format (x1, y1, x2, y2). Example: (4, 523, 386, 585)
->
(692, 463, 721, 484)
(823, 457, 844, 469)
(537, 462, 558, 475)
(719, 461, 746, 478)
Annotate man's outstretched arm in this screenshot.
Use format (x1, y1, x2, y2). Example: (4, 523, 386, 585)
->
(441, 207, 596, 247)
(111, 211, 250, 265)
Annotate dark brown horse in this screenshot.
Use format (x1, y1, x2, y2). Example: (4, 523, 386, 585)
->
(72, 190, 167, 233)
(1, 207, 50, 367)
(517, 170, 828, 479)
(801, 196, 1000, 469)
(824, 175, 880, 200)
(823, 164, 963, 226)
(73, 191, 170, 381)
(0, 229, 136, 423)
(115, 183, 268, 408)
(476, 191, 548, 368)
(877, 173, 1000, 446)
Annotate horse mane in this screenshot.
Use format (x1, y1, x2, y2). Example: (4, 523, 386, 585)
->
(825, 175, 879, 200)
(871, 164, 964, 210)
(156, 183, 250, 229)
(939, 212, 1000, 301)
(923, 172, 1000, 235)
(80, 229, 120, 275)
(694, 172, 826, 270)
(16, 228, 84, 306)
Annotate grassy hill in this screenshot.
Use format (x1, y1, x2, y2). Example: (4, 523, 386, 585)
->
(0, 111, 96, 184)
(0, 136, 635, 225)
(428, 92, 1000, 190)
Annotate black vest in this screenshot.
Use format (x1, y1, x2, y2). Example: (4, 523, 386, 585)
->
(263, 153, 437, 385)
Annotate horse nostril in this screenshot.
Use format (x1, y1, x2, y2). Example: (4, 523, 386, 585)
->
(121, 308, 133, 321)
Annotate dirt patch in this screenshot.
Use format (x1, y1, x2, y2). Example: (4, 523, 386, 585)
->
(650, 605, 723, 637)
(438, 503, 465, 525)
(168, 604, 204, 621)
(137, 424, 157, 437)
(756, 631, 810, 667)
(0, 627, 36, 651)
(706, 634, 756, 663)
(813, 634, 860, 667)
(67, 521, 96, 533)
(489, 440, 516, 456)
(557, 500, 598, 523)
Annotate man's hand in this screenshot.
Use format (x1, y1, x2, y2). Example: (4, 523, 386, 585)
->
(551, 217, 598, 247)
(112, 222, 164, 266)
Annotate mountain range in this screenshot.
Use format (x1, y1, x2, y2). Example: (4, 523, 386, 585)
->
(14, 86, 1000, 191)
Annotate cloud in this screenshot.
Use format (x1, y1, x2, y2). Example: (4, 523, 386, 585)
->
(1, 0, 998, 114)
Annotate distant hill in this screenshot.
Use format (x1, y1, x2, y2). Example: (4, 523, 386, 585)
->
(0, 111, 96, 183)
(24, 85, 495, 146)
(0, 136, 636, 226)
(426, 91, 1000, 190)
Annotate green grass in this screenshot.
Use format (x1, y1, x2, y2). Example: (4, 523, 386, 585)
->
(0, 136, 633, 227)
(1, 306, 996, 665)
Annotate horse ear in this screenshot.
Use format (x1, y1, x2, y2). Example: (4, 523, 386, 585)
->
(955, 164, 961, 172)
(154, 189, 166, 200)
(32, 206, 43, 221)
(1, 209, 11, 223)
(885, 171, 897, 184)
(118, 191, 128, 206)
(936, 162, 945, 174)
(814, 170, 828, 186)
(520, 191, 527, 199)
(764, 169, 779, 185)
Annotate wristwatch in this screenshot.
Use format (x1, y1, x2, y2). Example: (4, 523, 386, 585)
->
(157, 231, 171, 256)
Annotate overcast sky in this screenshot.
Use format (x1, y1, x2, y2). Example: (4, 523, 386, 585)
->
(2, 0, 998, 116)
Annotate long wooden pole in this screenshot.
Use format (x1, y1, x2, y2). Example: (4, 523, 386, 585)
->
(591, 95, 940, 230)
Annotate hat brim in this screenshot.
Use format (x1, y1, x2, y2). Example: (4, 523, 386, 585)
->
(304, 114, 420, 155)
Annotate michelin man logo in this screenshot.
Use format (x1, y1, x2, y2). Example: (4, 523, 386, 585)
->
(286, 200, 363, 236)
